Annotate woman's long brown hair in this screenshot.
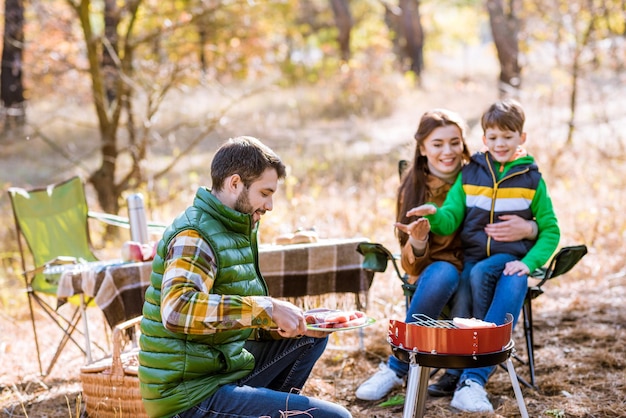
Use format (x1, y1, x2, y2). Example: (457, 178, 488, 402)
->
(396, 109, 471, 246)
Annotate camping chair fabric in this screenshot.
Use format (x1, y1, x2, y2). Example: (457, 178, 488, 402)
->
(8, 176, 159, 377)
(10, 177, 99, 295)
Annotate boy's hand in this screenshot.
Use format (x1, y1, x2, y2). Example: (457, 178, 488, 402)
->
(503, 260, 530, 276)
(406, 204, 437, 218)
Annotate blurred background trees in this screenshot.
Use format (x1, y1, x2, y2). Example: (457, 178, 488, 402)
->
(1, 0, 24, 126)
(0, 0, 624, 216)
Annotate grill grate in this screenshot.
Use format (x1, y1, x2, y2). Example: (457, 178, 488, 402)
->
(409, 314, 460, 329)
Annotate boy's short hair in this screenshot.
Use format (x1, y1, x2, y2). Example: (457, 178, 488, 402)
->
(481, 99, 525, 134)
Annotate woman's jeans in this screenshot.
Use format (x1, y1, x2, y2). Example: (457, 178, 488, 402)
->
(388, 261, 460, 377)
(174, 336, 351, 418)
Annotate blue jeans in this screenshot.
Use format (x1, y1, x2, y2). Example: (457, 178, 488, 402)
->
(174, 336, 351, 418)
(466, 253, 519, 319)
(459, 264, 529, 386)
(388, 261, 461, 377)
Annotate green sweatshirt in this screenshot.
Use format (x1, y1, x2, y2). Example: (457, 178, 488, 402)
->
(425, 152, 560, 272)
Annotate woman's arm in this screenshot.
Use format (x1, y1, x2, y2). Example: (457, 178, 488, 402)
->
(395, 218, 433, 279)
(484, 215, 537, 242)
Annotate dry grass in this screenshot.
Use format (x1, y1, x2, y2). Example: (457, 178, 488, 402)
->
(1, 72, 625, 417)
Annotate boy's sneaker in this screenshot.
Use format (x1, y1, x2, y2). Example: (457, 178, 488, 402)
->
(427, 372, 459, 397)
(450, 379, 494, 413)
(355, 362, 404, 401)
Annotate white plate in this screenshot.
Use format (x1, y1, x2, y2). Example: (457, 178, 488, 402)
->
(306, 316, 376, 332)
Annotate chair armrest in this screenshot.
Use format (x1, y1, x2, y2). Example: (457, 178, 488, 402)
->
(26, 256, 80, 277)
(529, 245, 588, 289)
(528, 266, 548, 290)
(88, 211, 167, 235)
(356, 242, 405, 281)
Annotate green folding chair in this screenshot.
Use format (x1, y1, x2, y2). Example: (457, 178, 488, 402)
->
(7, 176, 163, 376)
(523, 244, 588, 387)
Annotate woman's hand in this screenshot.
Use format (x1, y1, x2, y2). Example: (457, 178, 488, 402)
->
(395, 217, 430, 241)
(484, 215, 537, 242)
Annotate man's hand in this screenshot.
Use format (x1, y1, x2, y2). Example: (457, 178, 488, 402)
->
(503, 260, 530, 276)
(395, 217, 430, 241)
(270, 299, 308, 338)
(406, 204, 437, 218)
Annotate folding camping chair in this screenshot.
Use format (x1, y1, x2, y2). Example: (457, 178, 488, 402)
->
(523, 244, 588, 386)
(8, 176, 164, 377)
(357, 242, 587, 389)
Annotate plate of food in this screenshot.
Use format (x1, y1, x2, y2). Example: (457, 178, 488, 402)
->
(305, 308, 376, 332)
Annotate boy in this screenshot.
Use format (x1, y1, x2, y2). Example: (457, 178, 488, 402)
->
(407, 99, 560, 412)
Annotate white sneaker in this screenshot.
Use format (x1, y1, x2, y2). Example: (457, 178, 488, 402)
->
(450, 379, 494, 413)
(355, 362, 403, 401)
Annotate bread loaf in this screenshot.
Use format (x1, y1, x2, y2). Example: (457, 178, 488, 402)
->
(273, 229, 319, 245)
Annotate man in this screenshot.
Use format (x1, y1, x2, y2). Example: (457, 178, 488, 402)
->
(138, 136, 351, 418)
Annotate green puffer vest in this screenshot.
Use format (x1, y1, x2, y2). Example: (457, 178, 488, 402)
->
(138, 187, 268, 418)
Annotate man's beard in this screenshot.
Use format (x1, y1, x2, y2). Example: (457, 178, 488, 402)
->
(234, 187, 254, 215)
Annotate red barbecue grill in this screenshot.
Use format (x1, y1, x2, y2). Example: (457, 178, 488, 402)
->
(388, 313, 529, 418)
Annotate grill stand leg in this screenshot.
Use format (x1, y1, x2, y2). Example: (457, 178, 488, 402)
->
(506, 357, 529, 418)
(403, 352, 430, 418)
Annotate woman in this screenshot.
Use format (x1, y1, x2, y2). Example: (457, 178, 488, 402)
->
(355, 109, 536, 412)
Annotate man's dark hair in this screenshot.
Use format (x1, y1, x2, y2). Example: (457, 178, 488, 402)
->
(211, 136, 287, 192)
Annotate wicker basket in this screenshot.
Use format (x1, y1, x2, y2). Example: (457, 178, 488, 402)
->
(80, 316, 148, 418)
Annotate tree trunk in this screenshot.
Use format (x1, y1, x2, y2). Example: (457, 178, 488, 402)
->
(90, 129, 120, 215)
(383, 0, 424, 77)
(103, 0, 120, 105)
(1, 0, 26, 124)
(198, 26, 208, 74)
(399, 0, 423, 76)
(383, 4, 403, 69)
(330, 0, 352, 61)
(73, 0, 122, 216)
(486, 0, 522, 98)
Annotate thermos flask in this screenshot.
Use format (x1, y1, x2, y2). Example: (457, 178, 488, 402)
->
(127, 193, 149, 244)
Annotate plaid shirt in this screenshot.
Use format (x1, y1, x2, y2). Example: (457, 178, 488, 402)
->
(160, 229, 275, 334)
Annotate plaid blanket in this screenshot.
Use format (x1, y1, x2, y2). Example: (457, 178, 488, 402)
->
(259, 238, 373, 298)
(57, 238, 373, 327)
(57, 261, 150, 327)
